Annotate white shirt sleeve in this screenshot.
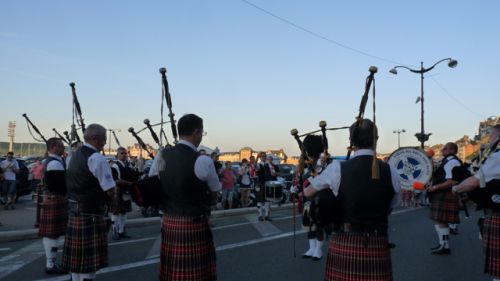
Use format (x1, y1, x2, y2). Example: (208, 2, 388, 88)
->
(195, 155, 222, 192)
(112, 163, 122, 179)
(475, 151, 500, 182)
(310, 161, 342, 196)
(149, 150, 164, 177)
(87, 153, 115, 191)
(444, 158, 461, 180)
(46, 159, 65, 171)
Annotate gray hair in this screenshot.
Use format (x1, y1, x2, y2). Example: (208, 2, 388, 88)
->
(83, 124, 107, 141)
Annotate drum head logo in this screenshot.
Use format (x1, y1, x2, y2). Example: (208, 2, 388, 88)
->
(388, 147, 433, 188)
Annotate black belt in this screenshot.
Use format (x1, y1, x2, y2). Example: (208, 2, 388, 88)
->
(68, 200, 106, 215)
(335, 223, 388, 236)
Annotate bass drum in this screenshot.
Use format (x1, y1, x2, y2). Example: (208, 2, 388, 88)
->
(468, 179, 500, 209)
(387, 147, 433, 189)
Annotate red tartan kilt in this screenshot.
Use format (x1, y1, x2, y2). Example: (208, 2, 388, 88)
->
(62, 213, 108, 273)
(108, 194, 132, 214)
(483, 214, 500, 277)
(160, 214, 216, 281)
(430, 190, 460, 223)
(325, 233, 393, 281)
(38, 195, 68, 238)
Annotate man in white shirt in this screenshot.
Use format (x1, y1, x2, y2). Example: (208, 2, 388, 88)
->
(61, 124, 116, 281)
(1, 151, 19, 209)
(151, 113, 221, 281)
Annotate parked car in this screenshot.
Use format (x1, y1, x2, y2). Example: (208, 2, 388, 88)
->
(0, 157, 31, 202)
(278, 164, 296, 188)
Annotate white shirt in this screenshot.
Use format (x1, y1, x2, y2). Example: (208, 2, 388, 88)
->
(46, 153, 65, 172)
(475, 150, 500, 182)
(1, 158, 19, 181)
(310, 149, 402, 208)
(442, 155, 462, 180)
(149, 140, 222, 192)
(84, 143, 115, 192)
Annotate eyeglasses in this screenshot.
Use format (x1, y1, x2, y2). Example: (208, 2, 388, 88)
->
(202, 130, 207, 136)
(119, 152, 128, 155)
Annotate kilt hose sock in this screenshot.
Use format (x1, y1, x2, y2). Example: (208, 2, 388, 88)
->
(42, 237, 58, 268)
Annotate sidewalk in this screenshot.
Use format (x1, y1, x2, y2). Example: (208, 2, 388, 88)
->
(0, 195, 293, 242)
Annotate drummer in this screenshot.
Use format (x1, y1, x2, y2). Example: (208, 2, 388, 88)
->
(255, 153, 279, 221)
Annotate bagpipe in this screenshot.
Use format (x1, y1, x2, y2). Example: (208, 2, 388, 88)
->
(290, 66, 378, 229)
(466, 136, 500, 209)
(128, 67, 180, 207)
(22, 113, 48, 145)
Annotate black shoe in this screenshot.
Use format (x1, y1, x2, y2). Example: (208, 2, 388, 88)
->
(450, 228, 459, 235)
(258, 216, 264, 221)
(264, 216, 272, 221)
(431, 247, 451, 255)
(430, 244, 442, 250)
(388, 242, 396, 249)
(119, 232, 131, 239)
(112, 230, 120, 240)
(45, 264, 68, 274)
(302, 254, 312, 259)
(312, 256, 322, 261)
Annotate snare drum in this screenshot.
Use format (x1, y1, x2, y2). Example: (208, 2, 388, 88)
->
(265, 181, 284, 202)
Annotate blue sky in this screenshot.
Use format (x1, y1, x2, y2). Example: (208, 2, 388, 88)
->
(1, 1, 498, 156)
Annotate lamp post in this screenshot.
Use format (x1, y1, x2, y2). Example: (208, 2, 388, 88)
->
(389, 58, 458, 149)
(393, 129, 406, 148)
(107, 128, 121, 155)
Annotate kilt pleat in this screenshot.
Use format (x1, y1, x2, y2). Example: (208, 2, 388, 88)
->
(160, 214, 217, 281)
(61, 213, 108, 273)
(483, 214, 500, 277)
(108, 196, 132, 214)
(325, 233, 392, 281)
(38, 195, 68, 238)
(430, 191, 460, 223)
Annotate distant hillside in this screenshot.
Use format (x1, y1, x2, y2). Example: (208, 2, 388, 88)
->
(0, 142, 46, 157)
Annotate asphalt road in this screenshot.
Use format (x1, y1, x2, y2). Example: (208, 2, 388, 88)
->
(0, 206, 492, 281)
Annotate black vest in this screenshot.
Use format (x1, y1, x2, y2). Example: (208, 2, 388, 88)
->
(115, 161, 139, 182)
(432, 155, 460, 186)
(338, 155, 394, 228)
(43, 156, 67, 195)
(66, 145, 108, 208)
(159, 143, 211, 217)
(257, 163, 275, 184)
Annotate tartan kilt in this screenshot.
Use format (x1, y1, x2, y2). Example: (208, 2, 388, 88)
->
(483, 214, 500, 278)
(108, 192, 132, 214)
(61, 213, 108, 273)
(325, 233, 392, 281)
(430, 190, 460, 223)
(160, 214, 216, 281)
(38, 195, 68, 238)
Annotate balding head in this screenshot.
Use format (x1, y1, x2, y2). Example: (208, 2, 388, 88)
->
(83, 124, 107, 151)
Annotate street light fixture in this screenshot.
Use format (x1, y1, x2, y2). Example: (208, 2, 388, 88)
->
(389, 58, 458, 149)
(393, 129, 406, 148)
(107, 128, 121, 155)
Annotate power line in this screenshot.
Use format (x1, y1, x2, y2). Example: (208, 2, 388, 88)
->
(241, 0, 404, 66)
(429, 76, 483, 118)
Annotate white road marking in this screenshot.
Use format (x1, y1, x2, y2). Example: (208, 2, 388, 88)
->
(27, 207, 419, 281)
(0, 247, 11, 252)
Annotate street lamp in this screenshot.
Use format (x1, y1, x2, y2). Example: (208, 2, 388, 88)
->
(393, 129, 406, 148)
(389, 58, 458, 149)
(107, 128, 121, 155)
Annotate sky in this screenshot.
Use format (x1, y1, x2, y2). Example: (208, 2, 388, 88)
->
(0, 1, 498, 156)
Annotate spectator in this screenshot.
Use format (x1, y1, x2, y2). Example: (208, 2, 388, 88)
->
(220, 161, 236, 209)
(1, 151, 20, 209)
(30, 159, 45, 192)
(239, 159, 252, 207)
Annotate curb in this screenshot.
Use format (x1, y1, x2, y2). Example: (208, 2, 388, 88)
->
(0, 203, 293, 243)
